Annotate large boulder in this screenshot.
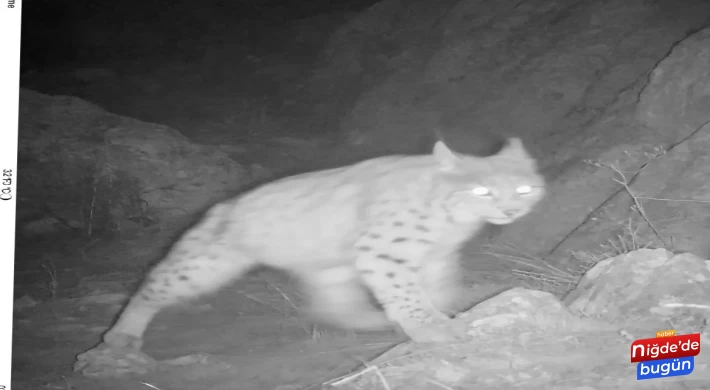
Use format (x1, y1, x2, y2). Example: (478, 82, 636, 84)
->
(540, 26, 710, 263)
(311, 0, 710, 153)
(17, 89, 248, 238)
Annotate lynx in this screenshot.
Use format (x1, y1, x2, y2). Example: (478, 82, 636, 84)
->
(99, 137, 545, 351)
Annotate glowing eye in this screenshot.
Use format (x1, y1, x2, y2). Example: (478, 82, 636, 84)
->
(516, 185, 533, 195)
(471, 186, 491, 196)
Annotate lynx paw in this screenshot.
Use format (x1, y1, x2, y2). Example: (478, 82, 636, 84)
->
(74, 342, 157, 377)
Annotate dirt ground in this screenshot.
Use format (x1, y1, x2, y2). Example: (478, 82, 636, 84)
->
(12, 0, 710, 389)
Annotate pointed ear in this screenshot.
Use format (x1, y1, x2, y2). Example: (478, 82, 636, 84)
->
(433, 141, 460, 171)
(499, 137, 529, 159)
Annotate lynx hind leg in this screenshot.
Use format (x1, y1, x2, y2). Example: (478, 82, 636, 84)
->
(104, 207, 255, 351)
(301, 266, 393, 331)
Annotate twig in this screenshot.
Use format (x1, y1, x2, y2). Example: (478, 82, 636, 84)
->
(263, 278, 300, 312)
(328, 365, 377, 386)
(606, 164, 667, 247)
(328, 364, 393, 390)
(139, 381, 164, 390)
(373, 366, 393, 390)
(426, 378, 455, 390)
(636, 196, 710, 203)
(260, 277, 314, 336)
(236, 291, 272, 308)
(661, 303, 710, 311)
(548, 119, 709, 255)
(41, 262, 58, 299)
(87, 177, 97, 238)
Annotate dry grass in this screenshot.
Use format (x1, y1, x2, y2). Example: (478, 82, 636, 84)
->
(488, 141, 710, 295)
(328, 364, 393, 389)
(323, 341, 483, 389)
(495, 146, 710, 296)
(235, 273, 336, 340)
(41, 261, 59, 299)
(585, 157, 668, 247)
(483, 212, 654, 298)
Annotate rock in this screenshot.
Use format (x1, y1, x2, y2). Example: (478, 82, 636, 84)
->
(458, 287, 614, 335)
(334, 250, 710, 389)
(18, 89, 248, 238)
(311, 0, 710, 154)
(499, 26, 710, 262)
(636, 27, 710, 135)
(564, 248, 710, 337)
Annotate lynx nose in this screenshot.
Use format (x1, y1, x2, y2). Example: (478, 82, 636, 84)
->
(502, 209, 519, 217)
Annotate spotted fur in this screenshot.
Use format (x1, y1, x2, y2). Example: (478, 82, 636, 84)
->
(103, 137, 545, 349)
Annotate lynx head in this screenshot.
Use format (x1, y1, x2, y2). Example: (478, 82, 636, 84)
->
(431, 137, 545, 225)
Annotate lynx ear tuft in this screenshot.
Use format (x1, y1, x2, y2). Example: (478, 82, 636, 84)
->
(433, 141, 460, 171)
(499, 137, 530, 159)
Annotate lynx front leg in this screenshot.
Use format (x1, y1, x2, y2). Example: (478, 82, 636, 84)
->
(353, 245, 470, 343)
(419, 251, 465, 317)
